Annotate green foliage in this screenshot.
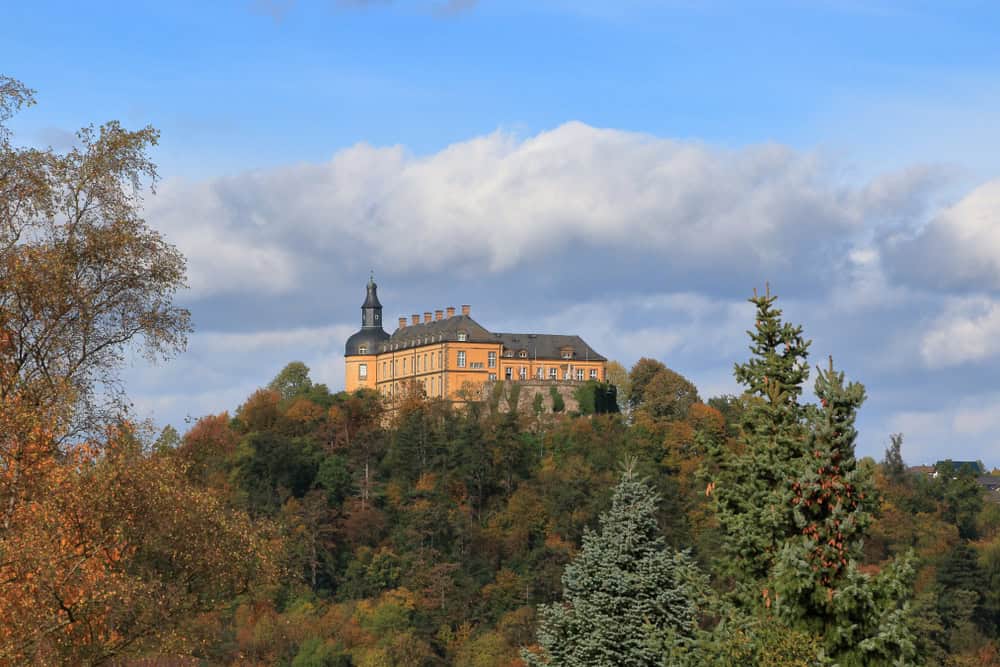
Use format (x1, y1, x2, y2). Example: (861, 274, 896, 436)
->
(292, 638, 351, 667)
(153, 423, 181, 452)
(232, 431, 321, 515)
(269, 361, 314, 401)
(315, 454, 353, 506)
(523, 463, 704, 666)
(573, 380, 619, 415)
(550, 385, 565, 413)
(532, 391, 544, 415)
(882, 433, 907, 485)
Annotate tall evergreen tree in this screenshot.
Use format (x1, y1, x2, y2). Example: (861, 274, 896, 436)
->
(523, 462, 703, 667)
(707, 289, 917, 665)
(710, 286, 811, 598)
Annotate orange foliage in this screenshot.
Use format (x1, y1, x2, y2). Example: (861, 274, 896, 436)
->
(0, 386, 278, 664)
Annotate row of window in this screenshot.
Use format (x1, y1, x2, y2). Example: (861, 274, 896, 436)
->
(380, 350, 447, 378)
(501, 367, 598, 381)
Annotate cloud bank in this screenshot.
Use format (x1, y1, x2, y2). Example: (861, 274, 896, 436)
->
(133, 122, 1000, 465)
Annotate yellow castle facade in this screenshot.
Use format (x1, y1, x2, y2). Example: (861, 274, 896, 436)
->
(344, 277, 607, 401)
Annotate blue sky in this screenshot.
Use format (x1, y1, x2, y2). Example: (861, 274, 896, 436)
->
(6, 1, 1000, 465)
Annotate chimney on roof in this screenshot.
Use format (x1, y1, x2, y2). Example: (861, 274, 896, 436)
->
(446, 307, 455, 318)
(424, 312, 432, 323)
(461, 304, 470, 316)
(435, 309, 443, 321)
(411, 314, 420, 325)
(398, 317, 407, 329)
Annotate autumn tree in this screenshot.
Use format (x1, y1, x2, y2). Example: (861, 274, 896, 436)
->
(0, 77, 276, 664)
(0, 415, 279, 664)
(627, 357, 668, 412)
(0, 75, 190, 433)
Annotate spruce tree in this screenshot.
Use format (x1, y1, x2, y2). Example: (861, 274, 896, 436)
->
(710, 286, 811, 599)
(523, 463, 703, 667)
(707, 289, 917, 664)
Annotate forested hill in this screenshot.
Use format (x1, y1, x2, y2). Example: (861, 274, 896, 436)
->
(6, 315, 1000, 664)
(146, 346, 1000, 664)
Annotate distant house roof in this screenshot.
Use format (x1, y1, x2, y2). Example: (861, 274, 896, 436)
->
(977, 476, 1000, 491)
(493, 333, 606, 362)
(935, 460, 986, 476)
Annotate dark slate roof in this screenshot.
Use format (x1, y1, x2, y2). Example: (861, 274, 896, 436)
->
(380, 315, 493, 352)
(345, 328, 390, 356)
(977, 476, 1000, 490)
(493, 333, 606, 362)
(362, 278, 382, 308)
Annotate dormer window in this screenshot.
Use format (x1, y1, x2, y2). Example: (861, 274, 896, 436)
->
(503, 350, 514, 358)
(561, 348, 573, 360)
(358, 345, 367, 354)
(519, 350, 528, 358)
(457, 331, 468, 342)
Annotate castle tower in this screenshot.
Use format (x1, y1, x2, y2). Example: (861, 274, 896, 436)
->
(344, 274, 389, 392)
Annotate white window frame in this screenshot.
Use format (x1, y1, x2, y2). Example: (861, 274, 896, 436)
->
(488, 351, 496, 368)
(457, 351, 466, 368)
(589, 368, 598, 380)
(457, 331, 468, 342)
(359, 363, 367, 379)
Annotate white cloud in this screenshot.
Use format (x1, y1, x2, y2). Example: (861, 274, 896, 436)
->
(884, 179, 1000, 290)
(885, 394, 1000, 466)
(144, 122, 938, 299)
(920, 296, 1000, 367)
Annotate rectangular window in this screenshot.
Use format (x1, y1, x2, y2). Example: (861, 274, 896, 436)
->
(589, 369, 598, 380)
(549, 368, 557, 379)
(359, 363, 367, 379)
(505, 367, 513, 380)
(403, 358, 407, 372)
(536, 367, 544, 379)
(457, 351, 466, 368)
(470, 361, 484, 369)
(562, 351, 572, 360)
(519, 366, 527, 380)
(576, 369, 584, 381)
(439, 351, 443, 368)
(488, 373, 497, 381)
(488, 351, 496, 368)
(424, 354, 427, 371)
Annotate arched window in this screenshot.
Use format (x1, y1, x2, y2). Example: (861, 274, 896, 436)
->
(457, 331, 468, 342)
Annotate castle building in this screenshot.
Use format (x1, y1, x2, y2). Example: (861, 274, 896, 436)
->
(344, 277, 607, 401)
